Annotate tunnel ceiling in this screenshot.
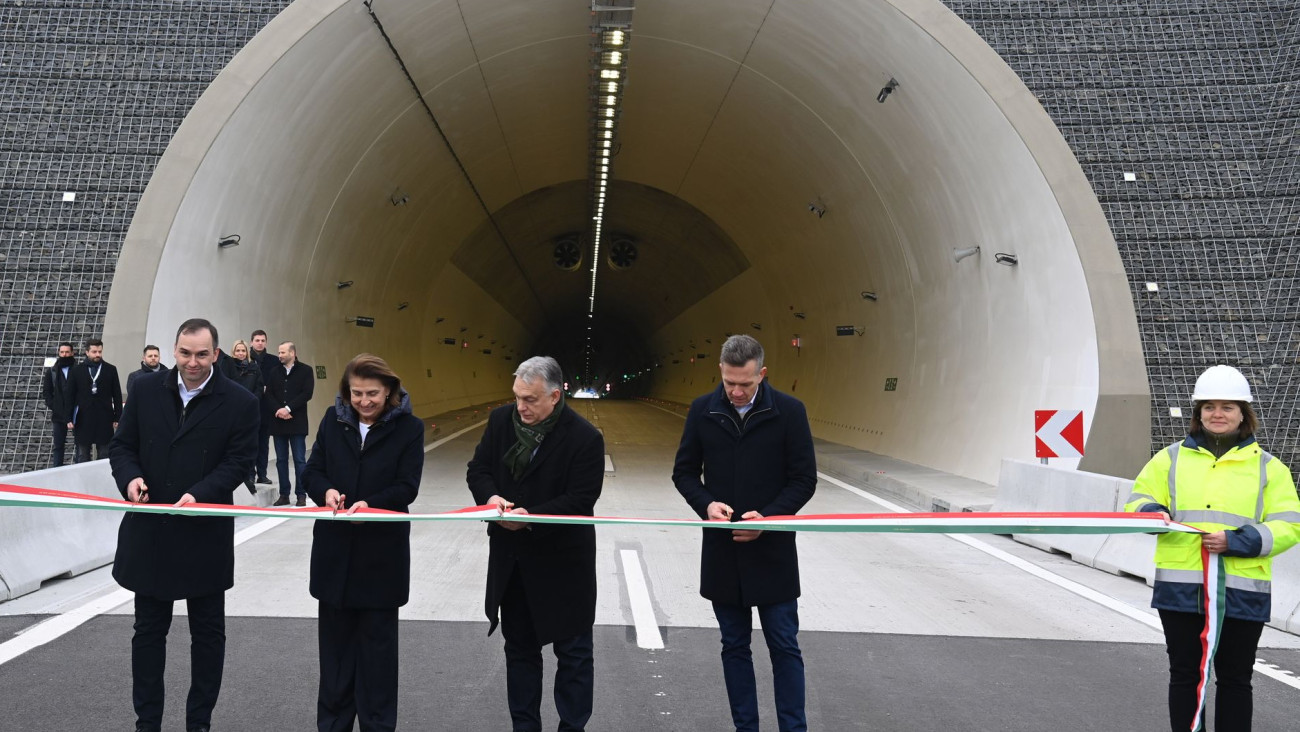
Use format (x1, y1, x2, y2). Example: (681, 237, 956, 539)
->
(450, 180, 750, 340)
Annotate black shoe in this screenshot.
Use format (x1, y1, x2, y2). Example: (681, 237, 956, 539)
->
(244, 478, 256, 495)
(295, 495, 307, 507)
(273, 495, 289, 506)
(256, 477, 272, 485)
(187, 725, 211, 732)
(135, 724, 160, 732)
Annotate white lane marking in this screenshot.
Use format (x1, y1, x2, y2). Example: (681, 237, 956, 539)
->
(605, 454, 615, 473)
(619, 549, 664, 649)
(424, 419, 489, 452)
(818, 471, 1300, 692)
(0, 515, 292, 667)
(1, 423, 486, 667)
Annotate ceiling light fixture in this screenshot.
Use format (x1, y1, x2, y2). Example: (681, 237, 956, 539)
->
(953, 246, 981, 263)
(217, 234, 241, 249)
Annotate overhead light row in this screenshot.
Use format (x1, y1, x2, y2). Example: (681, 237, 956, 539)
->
(583, 2, 634, 381)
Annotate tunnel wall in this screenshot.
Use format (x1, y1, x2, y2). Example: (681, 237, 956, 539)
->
(0, 1, 1296, 479)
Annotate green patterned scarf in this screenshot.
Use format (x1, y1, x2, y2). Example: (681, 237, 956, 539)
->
(505, 394, 565, 480)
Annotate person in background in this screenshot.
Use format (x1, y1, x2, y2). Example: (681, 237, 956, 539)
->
(303, 354, 423, 732)
(1126, 364, 1300, 732)
(267, 341, 314, 506)
(67, 337, 123, 463)
(229, 339, 265, 494)
(41, 341, 77, 467)
(126, 344, 164, 401)
(250, 329, 274, 485)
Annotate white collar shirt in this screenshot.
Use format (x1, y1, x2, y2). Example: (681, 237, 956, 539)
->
(178, 367, 214, 408)
(734, 387, 759, 417)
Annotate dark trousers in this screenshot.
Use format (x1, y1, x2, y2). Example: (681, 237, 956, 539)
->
(1160, 609, 1264, 732)
(132, 592, 226, 730)
(51, 420, 69, 467)
(713, 599, 806, 732)
(500, 570, 594, 731)
(74, 440, 109, 463)
(318, 603, 399, 732)
(256, 416, 270, 480)
(273, 434, 307, 496)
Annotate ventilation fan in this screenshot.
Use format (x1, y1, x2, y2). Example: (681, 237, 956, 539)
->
(553, 237, 582, 271)
(607, 238, 638, 270)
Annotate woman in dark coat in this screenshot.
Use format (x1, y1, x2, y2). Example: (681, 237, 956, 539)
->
(229, 339, 265, 494)
(302, 354, 424, 732)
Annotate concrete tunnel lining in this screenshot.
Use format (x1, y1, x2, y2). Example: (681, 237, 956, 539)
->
(104, 0, 1148, 484)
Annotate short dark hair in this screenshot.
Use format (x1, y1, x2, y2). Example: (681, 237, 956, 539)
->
(1190, 400, 1259, 439)
(251, 329, 267, 340)
(58, 342, 73, 351)
(142, 344, 159, 355)
(175, 318, 218, 350)
(86, 338, 103, 349)
(339, 354, 403, 411)
(720, 335, 764, 369)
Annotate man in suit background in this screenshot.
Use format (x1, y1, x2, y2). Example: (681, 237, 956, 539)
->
(67, 337, 122, 462)
(109, 318, 258, 732)
(41, 341, 77, 466)
(266, 340, 314, 506)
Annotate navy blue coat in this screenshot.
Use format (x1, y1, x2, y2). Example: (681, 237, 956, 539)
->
(109, 366, 259, 600)
(302, 394, 424, 609)
(467, 403, 604, 644)
(672, 382, 817, 607)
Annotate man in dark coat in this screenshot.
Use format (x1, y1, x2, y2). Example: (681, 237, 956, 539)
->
(249, 329, 274, 484)
(41, 341, 77, 467)
(467, 356, 604, 732)
(672, 335, 817, 732)
(125, 344, 164, 400)
(108, 318, 258, 732)
(67, 337, 123, 462)
(266, 340, 315, 506)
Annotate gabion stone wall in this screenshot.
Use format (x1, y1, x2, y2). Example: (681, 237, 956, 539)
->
(0, 1, 1295, 473)
(947, 1, 1299, 463)
(0, 1, 292, 472)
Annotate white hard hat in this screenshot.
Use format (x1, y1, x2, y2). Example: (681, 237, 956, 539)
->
(1192, 365, 1253, 402)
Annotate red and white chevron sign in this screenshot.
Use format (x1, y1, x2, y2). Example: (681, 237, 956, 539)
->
(1034, 410, 1085, 458)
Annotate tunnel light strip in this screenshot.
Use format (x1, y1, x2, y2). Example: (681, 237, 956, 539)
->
(585, 1, 635, 380)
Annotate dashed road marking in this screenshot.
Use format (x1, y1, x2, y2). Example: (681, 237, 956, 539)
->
(619, 549, 664, 649)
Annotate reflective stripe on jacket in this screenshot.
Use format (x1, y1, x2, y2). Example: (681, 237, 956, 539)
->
(1125, 435, 1300, 621)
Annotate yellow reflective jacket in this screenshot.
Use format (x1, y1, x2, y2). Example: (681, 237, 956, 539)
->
(1126, 435, 1300, 621)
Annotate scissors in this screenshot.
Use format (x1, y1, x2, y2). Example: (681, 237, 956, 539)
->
(333, 493, 346, 517)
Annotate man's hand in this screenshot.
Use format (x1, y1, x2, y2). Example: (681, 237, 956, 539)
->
(346, 500, 369, 524)
(113, 422, 118, 430)
(732, 510, 764, 543)
(326, 489, 344, 514)
(127, 477, 149, 503)
(174, 493, 196, 507)
(275, 407, 291, 420)
(67, 422, 74, 430)
(500, 506, 530, 532)
(707, 501, 734, 521)
(1203, 530, 1229, 554)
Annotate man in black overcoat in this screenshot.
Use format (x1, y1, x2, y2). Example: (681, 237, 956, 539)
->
(467, 356, 604, 732)
(109, 318, 258, 732)
(41, 341, 76, 466)
(67, 337, 123, 462)
(266, 340, 315, 505)
(249, 329, 274, 484)
(672, 335, 817, 732)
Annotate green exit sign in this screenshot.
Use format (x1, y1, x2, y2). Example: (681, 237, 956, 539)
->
(884, 377, 898, 391)
(316, 365, 327, 380)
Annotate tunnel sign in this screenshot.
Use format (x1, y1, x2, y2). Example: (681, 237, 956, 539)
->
(1034, 410, 1084, 458)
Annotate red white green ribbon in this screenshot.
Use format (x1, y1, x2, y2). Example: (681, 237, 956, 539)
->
(1191, 546, 1226, 732)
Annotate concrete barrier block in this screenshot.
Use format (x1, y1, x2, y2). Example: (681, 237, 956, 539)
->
(993, 459, 1123, 567)
(1092, 534, 1156, 582)
(0, 461, 121, 601)
(1269, 547, 1300, 633)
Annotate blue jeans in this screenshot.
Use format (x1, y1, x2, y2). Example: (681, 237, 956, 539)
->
(712, 599, 806, 732)
(273, 434, 307, 496)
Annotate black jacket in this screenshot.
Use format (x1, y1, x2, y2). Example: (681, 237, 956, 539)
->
(125, 361, 164, 400)
(41, 360, 75, 422)
(303, 392, 424, 609)
(467, 403, 604, 644)
(228, 358, 264, 399)
(67, 359, 123, 445)
(672, 383, 817, 607)
(266, 360, 315, 436)
(108, 367, 259, 600)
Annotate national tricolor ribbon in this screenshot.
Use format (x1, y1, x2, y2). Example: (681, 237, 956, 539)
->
(0, 480, 1224, 722)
